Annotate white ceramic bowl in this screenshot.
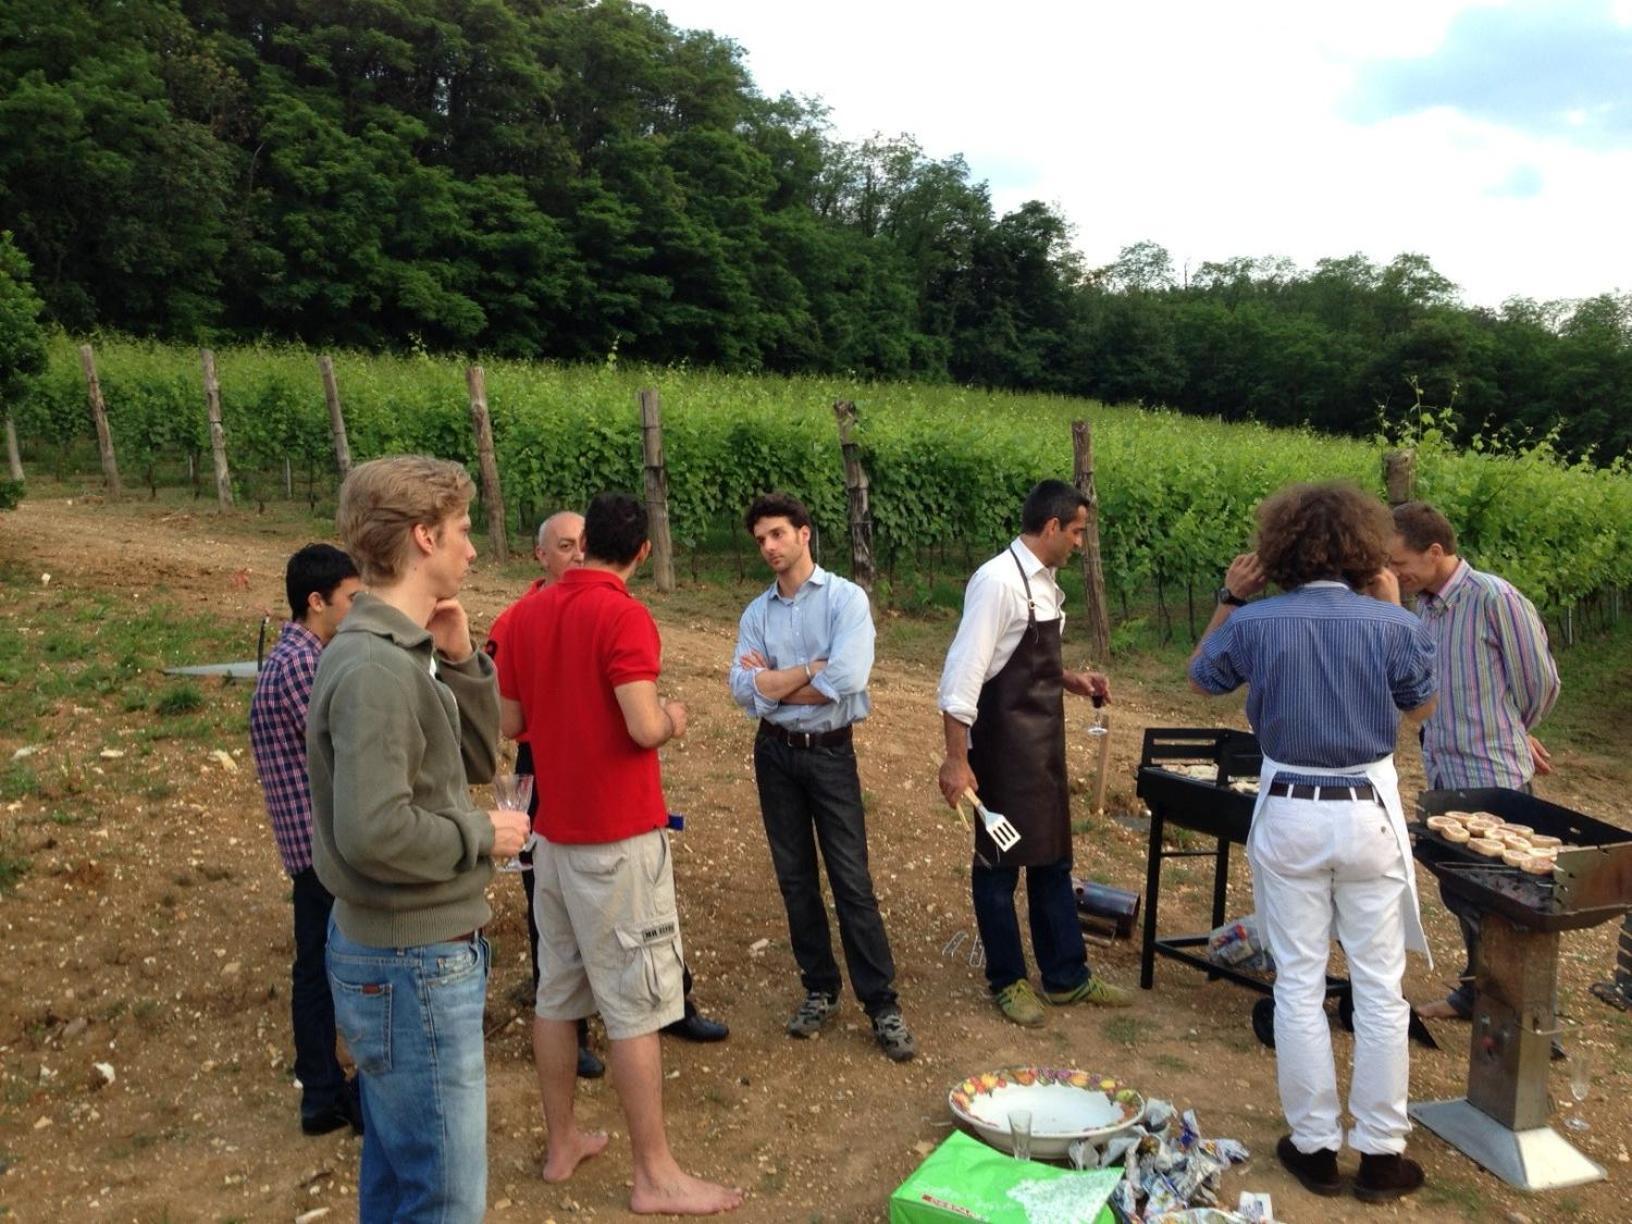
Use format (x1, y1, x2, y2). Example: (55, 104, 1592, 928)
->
(947, 1067, 1146, 1160)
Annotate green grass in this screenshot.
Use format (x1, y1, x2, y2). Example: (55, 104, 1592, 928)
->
(153, 683, 205, 716)
(0, 763, 39, 800)
(1418, 1175, 1489, 1218)
(0, 845, 29, 895)
(1536, 619, 1632, 757)
(1103, 1015, 1152, 1046)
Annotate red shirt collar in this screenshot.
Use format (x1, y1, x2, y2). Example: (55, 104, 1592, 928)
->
(560, 567, 630, 592)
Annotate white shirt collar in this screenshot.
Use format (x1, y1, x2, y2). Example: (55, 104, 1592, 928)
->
(1011, 537, 1051, 575)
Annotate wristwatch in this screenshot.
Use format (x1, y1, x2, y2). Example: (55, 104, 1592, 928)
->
(1215, 586, 1247, 608)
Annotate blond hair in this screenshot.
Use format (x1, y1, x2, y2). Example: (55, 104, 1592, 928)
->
(336, 456, 475, 585)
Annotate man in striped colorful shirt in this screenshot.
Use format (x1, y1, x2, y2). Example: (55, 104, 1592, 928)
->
(1389, 502, 1560, 1022)
(248, 543, 363, 1135)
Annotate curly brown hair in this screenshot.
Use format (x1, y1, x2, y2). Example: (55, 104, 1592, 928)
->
(1255, 482, 1392, 590)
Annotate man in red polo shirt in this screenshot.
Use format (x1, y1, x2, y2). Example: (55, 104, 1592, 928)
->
(498, 492, 741, 1216)
(484, 510, 603, 1078)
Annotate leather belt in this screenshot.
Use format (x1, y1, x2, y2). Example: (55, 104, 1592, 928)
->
(448, 928, 482, 944)
(757, 720, 853, 749)
(1267, 782, 1377, 802)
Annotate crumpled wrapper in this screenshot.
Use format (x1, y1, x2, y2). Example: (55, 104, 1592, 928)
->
(1082, 1098, 1258, 1222)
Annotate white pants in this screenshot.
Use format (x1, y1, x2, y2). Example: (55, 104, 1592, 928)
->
(1249, 794, 1411, 1155)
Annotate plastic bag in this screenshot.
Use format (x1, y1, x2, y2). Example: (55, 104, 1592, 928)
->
(1207, 914, 1275, 974)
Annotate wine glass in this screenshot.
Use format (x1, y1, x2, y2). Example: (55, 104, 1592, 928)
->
(1007, 1109, 1033, 1161)
(1088, 691, 1108, 738)
(1565, 1047, 1591, 1132)
(492, 773, 534, 873)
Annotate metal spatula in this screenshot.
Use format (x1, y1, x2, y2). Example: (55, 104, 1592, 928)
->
(963, 787, 1022, 852)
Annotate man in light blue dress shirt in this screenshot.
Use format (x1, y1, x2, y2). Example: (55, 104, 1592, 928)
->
(728, 492, 915, 1062)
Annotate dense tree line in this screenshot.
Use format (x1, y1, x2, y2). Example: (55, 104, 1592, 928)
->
(1, 0, 1627, 458)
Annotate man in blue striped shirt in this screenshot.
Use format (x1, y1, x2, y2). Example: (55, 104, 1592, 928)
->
(728, 492, 915, 1062)
(1190, 482, 1437, 1204)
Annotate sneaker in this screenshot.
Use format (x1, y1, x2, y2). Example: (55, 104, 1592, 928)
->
(1354, 1152, 1424, 1203)
(993, 980, 1046, 1027)
(786, 991, 840, 1038)
(872, 1011, 917, 1062)
(1043, 976, 1133, 1008)
(1276, 1135, 1344, 1197)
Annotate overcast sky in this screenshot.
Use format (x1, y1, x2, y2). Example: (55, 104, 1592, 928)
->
(652, 0, 1632, 309)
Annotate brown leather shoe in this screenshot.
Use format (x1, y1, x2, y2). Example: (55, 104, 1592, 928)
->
(1276, 1135, 1344, 1197)
(1355, 1152, 1425, 1203)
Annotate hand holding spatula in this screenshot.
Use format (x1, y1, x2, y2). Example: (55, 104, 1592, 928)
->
(963, 788, 1022, 852)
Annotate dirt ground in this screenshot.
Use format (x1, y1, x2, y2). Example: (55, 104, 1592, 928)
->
(2, 491, 1629, 1223)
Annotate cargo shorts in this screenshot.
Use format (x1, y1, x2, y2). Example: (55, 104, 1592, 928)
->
(531, 827, 686, 1039)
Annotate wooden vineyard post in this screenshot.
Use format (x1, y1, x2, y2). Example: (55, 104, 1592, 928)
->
(78, 344, 122, 498)
(832, 400, 875, 592)
(465, 365, 508, 563)
(318, 356, 352, 478)
(4, 411, 22, 481)
(1071, 419, 1112, 663)
(638, 388, 676, 592)
(1384, 449, 1416, 506)
(200, 349, 234, 509)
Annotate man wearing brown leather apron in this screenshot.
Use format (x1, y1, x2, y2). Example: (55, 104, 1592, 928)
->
(937, 480, 1133, 1026)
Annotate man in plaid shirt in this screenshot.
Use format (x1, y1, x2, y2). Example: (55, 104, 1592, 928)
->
(249, 543, 363, 1135)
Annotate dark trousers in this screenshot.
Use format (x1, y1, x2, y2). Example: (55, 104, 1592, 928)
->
(754, 734, 898, 1017)
(291, 867, 346, 1116)
(1438, 779, 1532, 1017)
(971, 857, 1089, 995)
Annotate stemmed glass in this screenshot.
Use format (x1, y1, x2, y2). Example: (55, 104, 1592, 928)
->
(492, 773, 534, 873)
(1007, 1109, 1033, 1161)
(1088, 693, 1109, 738)
(1565, 1048, 1591, 1132)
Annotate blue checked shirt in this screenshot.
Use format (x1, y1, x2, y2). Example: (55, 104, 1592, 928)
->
(249, 621, 322, 875)
(1189, 582, 1437, 787)
(728, 567, 873, 733)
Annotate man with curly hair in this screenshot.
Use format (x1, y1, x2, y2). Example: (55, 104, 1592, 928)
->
(1189, 482, 1437, 1204)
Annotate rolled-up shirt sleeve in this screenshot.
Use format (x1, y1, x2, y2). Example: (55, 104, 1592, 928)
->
(1189, 619, 1245, 695)
(1389, 619, 1437, 711)
(810, 584, 874, 700)
(728, 598, 779, 719)
(938, 571, 1006, 727)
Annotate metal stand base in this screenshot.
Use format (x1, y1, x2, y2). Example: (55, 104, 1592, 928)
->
(1411, 1098, 1605, 1191)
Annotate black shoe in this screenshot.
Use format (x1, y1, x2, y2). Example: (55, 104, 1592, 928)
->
(1355, 1152, 1425, 1203)
(662, 1011, 730, 1043)
(302, 1079, 363, 1137)
(576, 1044, 605, 1079)
(1276, 1135, 1343, 1197)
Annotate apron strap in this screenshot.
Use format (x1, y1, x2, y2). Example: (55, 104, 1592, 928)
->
(1007, 545, 1039, 640)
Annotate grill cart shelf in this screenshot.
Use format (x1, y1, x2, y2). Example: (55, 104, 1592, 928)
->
(1410, 788, 1632, 1191)
(1134, 728, 1354, 1045)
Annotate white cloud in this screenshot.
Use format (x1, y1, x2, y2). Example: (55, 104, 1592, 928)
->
(656, 1, 1630, 307)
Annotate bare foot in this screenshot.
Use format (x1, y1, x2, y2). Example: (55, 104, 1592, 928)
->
(1416, 999, 1465, 1021)
(630, 1170, 744, 1215)
(540, 1129, 608, 1183)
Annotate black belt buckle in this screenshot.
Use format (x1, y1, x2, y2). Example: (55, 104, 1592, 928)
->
(794, 730, 814, 749)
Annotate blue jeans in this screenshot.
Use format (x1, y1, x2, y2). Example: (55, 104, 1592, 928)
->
(970, 858, 1088, 994)
(327, 920, 490, 1223)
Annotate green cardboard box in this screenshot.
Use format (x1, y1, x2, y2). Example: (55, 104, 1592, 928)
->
(888, 1131, 1120, 1223)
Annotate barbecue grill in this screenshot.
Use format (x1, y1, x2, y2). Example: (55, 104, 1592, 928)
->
(1410, 788, 1632, 1191)
(1135, 729, 1355, 1042)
